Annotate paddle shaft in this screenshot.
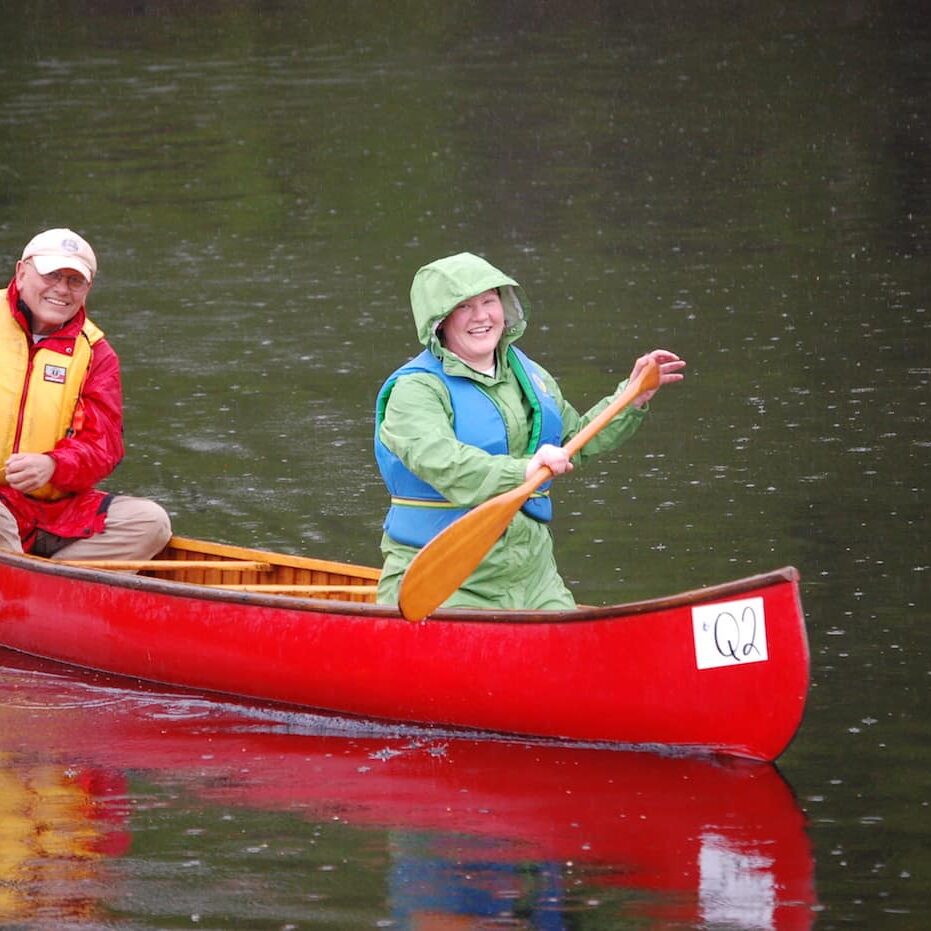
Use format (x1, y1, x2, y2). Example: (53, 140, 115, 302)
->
(398, 358, 661, 621)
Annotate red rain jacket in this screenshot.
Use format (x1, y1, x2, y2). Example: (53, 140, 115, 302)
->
(0, 280, 124, 550)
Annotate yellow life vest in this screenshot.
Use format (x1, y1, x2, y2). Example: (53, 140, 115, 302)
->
(0, 293, 105, 500)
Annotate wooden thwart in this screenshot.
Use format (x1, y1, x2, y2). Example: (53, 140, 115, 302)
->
(60, 559, 272, 573)
(204, 583, 378, 595)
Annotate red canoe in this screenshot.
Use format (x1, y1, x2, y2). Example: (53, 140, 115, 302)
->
(0, 535, 810, 761)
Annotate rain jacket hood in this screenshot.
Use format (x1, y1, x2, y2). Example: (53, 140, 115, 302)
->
(410, 253, 529, 354)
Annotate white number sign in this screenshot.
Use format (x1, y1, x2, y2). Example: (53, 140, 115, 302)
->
(691, 596, 768, 670)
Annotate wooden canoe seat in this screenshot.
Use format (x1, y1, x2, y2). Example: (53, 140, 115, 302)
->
(204, 583, 378, 595)
(58, 559, 273, 573)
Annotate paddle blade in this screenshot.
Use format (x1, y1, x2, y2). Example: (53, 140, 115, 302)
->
(398, 485, 529, 622)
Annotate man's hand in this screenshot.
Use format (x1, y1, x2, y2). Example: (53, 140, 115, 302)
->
(4, 453, 56, 493)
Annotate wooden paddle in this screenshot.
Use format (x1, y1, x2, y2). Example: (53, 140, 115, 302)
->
(398, 357, 661, 621)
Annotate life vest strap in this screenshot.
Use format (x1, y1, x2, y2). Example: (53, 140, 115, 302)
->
(389, 490, 550, 509)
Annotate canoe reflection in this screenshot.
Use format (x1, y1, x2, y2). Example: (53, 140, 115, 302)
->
(0, 653, 816, 928)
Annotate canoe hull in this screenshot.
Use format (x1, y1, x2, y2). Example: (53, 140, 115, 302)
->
(0, 540, 809, 761)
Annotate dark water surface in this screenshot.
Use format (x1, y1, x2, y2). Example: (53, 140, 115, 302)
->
(1, 2, 928, 928)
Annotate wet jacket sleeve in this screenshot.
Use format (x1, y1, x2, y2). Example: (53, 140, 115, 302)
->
(378, 372, 528, 508)
(48, 340, 125, 492)
(532, 365, 647, 463)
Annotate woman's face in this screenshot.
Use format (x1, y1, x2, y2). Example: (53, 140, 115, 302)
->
(440, 289, 505, 370)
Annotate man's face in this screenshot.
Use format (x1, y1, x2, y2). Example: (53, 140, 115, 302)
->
(15, 260, 92, 335)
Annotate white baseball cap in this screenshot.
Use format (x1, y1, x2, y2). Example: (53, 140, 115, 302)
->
(21, 228, 97, 283)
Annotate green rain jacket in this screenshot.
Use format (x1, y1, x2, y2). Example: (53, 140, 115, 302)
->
(376, 252, 646, 610)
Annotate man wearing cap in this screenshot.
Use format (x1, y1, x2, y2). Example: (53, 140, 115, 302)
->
(0, 228, 171, 560)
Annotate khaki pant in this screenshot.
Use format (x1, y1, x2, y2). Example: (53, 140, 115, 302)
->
(0, 496, 172, 561)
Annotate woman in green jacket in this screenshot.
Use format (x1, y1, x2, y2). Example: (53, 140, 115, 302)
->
(374, 252, 685, 610)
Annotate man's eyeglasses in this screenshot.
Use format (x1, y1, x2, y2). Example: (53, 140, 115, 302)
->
(26, 260, 90, 291)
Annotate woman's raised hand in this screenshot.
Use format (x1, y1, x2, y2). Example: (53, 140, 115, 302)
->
(630, 350, 686, 407)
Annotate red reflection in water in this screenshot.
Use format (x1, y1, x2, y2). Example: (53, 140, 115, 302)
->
(0, 652, 816, 928)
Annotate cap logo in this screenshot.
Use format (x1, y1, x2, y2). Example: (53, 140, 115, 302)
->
(61, 238, 81, 253)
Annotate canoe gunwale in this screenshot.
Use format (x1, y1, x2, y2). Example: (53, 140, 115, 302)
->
(0, 542, 798, 625)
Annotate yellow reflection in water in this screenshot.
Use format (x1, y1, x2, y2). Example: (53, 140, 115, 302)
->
(0, 754, 127, 922)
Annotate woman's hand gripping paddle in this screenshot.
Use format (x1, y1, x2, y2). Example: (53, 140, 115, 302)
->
(398, 357, 661, 621)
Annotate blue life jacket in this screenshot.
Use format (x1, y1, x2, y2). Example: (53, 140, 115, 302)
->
(374, 347, 564, 548)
